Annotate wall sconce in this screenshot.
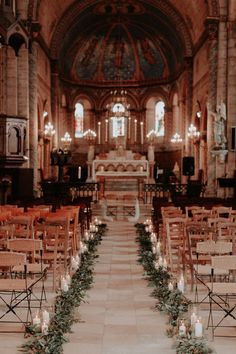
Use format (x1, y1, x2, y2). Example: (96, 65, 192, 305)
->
(171, 133, 183, 143)
(44, 122, 55, 139)
(188, 124, 200, 142)
(196, 100, 202, 118)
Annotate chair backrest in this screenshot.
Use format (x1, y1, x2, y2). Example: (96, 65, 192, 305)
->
(165, 216, 186, 272)
(211, 255, 236, 271)
(7, 215, 34, 238)
(185, 206, 204, 219)
(212, 206, 232, 218)
(7, 239, 42, 262)
(0, 251, 26, 267)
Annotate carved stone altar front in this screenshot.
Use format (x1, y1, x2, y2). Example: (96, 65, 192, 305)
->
(92, 149, 149, 181)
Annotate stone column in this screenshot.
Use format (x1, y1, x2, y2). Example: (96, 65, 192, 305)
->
(6, 46, 17, 116)
(51, 60, 60, 179)
(226, 0, 236, 183)
(28, 43, 38, 195)
(205, 18, 219, 196)
(0, 45, 7, 114)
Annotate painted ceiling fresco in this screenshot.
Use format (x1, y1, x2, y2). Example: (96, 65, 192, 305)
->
(59, 1, 189, 85)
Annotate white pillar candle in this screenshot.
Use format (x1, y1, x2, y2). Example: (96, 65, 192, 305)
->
(105, 119, 108, 142)
(42, 310, 50, 325)
(152, 246, 156, 254)
(78, 166, 81, 179)
(134, 119, 137, 142)
(98, 121, 101, 144)
(158, 256, 163, 267)
(177, 274, 185, 293)
(168, 282, 174, 291)
(41, 321, 49, 335)
(150, 232, 157, 243)
(156, 241, 161, 255)
(128, 117, 131, 139)
(65, 272, 71, 286)
(179, 321, 186, 336)
(33, 314, 41, 327)
(191, 312, 198, 326)
(140, 121, 144, 144)
(61, 276, 69, 292)
(84, 230, 89, 241)
(194, 318, 203, 337)
(163, 258, 168, 269)
(71, 256, 79, 270)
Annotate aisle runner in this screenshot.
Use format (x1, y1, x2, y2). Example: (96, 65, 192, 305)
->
(64, 220, 174, 354)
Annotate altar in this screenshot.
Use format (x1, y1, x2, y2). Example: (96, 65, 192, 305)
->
(92, 149, 149, 181)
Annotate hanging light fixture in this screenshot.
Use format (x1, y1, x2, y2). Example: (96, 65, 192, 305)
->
(106, 6, 130, 122)
(188, 124, 200, 141)
(83, 129, 97, 141)
(61, 132, 72, 150)
(44, 122, 55, 138)
(171, 133, 183, 143)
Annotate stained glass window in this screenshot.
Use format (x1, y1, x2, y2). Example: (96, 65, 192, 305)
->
(74, 102, 84, 138)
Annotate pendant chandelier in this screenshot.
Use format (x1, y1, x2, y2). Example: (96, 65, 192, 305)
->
(106, 9, 130, 121)
(106, 88, 130, 119)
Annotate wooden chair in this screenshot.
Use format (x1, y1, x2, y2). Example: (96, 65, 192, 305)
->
(206, 255, 236, 337)
(7, 215, 35, 239)
(165, 216, 186, 274)
(0, 251, 36, 327)
(41, 215, 71, 290)
(212, 206, 232, 219)
(7, 239, 48, 306)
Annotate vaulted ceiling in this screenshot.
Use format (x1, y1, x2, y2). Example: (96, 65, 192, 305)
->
(34, 0, 219, 86)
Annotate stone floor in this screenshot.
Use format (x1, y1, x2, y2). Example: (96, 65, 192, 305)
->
(0, 200, 236, 353)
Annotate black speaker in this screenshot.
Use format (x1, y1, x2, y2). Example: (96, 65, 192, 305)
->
(183, 157, 194, 176)
(12, 168, 34, 199)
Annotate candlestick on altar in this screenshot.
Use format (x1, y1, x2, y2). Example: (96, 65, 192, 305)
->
(78, 166, 81, 179)
(128, 117, 131, 139)
(105, 119, 108, 142)
(98, 121, 101, 144)
(134, 119, 137, 142)
(140, 121, 144, 144)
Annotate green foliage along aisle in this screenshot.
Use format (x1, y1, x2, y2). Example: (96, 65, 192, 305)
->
(135, 223, 214, 354)
(20, 223, 107, 354)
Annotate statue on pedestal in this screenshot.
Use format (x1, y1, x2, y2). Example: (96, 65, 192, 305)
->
(148, 144, 155, 162)
(214, 100, 227, 149)
(88, 145, 95, 162)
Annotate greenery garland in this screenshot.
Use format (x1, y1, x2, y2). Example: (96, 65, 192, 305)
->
(19, 224, 107, 354)
(135, 223, 214, 354)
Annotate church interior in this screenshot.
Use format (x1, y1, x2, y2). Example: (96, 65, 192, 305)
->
(0, 0, 236, 353)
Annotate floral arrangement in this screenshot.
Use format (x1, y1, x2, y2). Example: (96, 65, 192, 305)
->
(135, 223, 214, 354)
(20, 223, 107, 354)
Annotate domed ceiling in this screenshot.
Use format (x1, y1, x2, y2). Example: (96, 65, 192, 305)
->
(35, 0, 217, 87)
(56, 1, 192, 86)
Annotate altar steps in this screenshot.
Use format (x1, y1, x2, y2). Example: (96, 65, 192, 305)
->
(105, 179, 138, 192)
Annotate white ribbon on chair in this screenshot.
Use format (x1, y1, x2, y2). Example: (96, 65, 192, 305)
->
(128, 198, 140, 223)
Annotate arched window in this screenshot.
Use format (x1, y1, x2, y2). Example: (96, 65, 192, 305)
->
(112, 103, 125, 137)
(74, 102, 84, 138)
(155, 101, 165, 136)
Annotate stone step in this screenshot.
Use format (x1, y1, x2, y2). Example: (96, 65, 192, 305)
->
(105, 180, 138, 191)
